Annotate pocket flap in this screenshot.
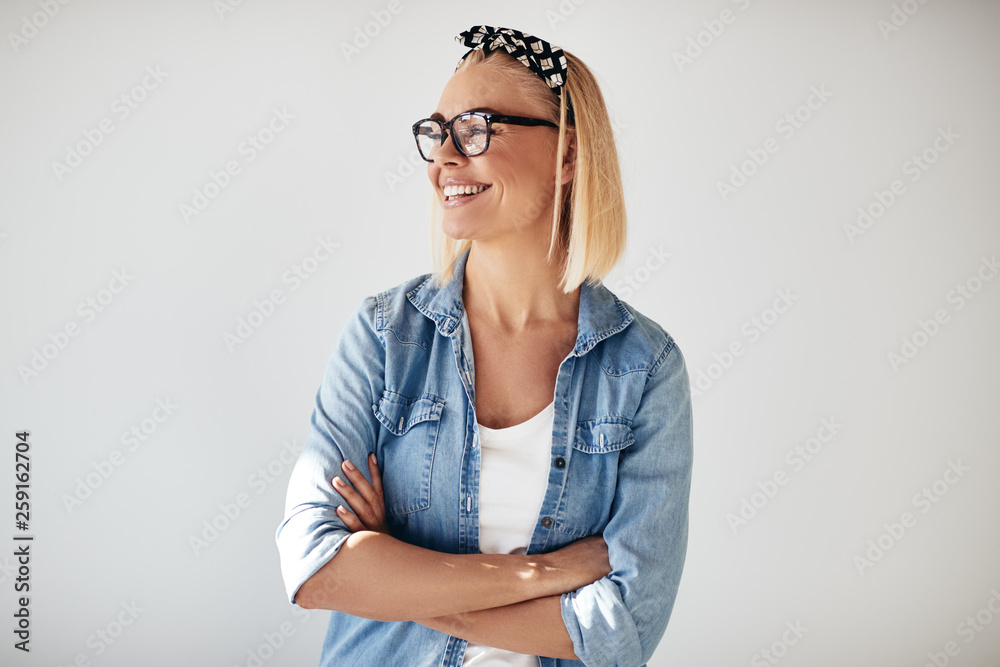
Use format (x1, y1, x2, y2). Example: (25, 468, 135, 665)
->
(573, 419, 635, 454)
(373, 391, 445, 436)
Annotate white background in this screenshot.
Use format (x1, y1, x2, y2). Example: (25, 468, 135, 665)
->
(2, 0, 999, 665)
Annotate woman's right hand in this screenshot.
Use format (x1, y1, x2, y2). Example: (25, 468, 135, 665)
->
(544, 534, 612, 593)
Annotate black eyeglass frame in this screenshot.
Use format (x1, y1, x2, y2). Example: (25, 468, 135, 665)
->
(411, 111, 558, 163)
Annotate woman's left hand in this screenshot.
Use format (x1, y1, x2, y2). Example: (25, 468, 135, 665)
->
(332, 454, 390, 535)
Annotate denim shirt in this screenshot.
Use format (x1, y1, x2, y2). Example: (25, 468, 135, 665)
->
(276, 247, 693, 667)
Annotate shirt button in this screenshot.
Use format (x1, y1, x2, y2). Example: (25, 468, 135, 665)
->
(554, 457, 566, 469)
(541, 517, 553, 528)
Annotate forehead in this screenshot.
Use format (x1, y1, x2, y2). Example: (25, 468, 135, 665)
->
(431, 66, 533, 120)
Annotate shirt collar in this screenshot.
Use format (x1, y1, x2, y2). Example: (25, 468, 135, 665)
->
(407, 246, 634, 356)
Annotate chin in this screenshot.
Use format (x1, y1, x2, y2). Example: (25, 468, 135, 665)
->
(440, 214, 483, 241)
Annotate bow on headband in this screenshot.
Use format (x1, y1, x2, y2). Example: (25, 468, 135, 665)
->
(455, 25, 574, 123)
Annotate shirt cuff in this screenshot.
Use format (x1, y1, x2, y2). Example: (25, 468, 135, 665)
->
(275, 506, 352, 604)
(560, 577, 643, 667)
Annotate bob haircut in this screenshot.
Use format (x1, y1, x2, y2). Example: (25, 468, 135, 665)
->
(429, 45, 627, 294)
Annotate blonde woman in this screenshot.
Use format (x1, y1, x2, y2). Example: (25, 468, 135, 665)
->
(276, 25, 693, 667)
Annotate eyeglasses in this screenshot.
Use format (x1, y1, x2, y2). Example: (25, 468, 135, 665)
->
(411, 111, 558, 163)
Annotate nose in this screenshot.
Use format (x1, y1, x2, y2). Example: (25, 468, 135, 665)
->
(431, 129, 467, 166)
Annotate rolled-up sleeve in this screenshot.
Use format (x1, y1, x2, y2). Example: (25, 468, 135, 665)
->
(560, 337, 693, 666)
(275, 295, 385, 605)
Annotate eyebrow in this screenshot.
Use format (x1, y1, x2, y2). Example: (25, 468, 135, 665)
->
(429, 107, 502, 121)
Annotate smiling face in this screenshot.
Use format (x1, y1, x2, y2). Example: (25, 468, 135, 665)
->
(428, 64, 570, 247)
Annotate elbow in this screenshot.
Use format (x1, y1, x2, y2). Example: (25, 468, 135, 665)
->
(294, 578, 323, 610)
(294, 558, 406, 623)
(294, 561, 346, 612)
(291, 533, 411, 621)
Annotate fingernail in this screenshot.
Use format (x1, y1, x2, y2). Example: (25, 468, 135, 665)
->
(343, 460, 355, 472)
(369, 453, 376, 462)
(337, 505, 346, 513)
(333, 476, 344, 487)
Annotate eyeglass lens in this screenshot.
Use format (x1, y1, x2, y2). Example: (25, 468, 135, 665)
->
(415, 113, 489, 161)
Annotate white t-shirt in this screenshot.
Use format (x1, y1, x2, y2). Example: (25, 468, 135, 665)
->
(462, 400, 555, 667)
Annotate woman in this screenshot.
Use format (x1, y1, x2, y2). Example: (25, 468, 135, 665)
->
(276, 25, 693, 667)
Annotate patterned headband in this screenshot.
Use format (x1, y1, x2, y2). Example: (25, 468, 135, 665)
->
(455, 25, 574, 123)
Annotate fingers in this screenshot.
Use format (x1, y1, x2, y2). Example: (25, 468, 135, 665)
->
(367, 453, 384, 502)
(336, 504, 365, 531)
(341, 458, 382, 510)
(332, 474, 373, 525)
(333, 456, 385, 530)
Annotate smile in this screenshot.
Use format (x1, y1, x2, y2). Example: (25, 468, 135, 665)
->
(443, 184, 491, 206)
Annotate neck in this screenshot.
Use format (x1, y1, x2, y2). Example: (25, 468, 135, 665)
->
(463, 238, 579, 335)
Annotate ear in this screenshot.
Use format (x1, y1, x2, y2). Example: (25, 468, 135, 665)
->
(559, 130, 576, 186)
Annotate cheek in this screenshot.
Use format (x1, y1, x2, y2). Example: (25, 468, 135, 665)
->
(506, 179, 558, 225)
(485, 143, 558, 204)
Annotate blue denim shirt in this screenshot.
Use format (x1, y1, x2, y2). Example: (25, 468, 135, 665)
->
(276, 247, 693, 667)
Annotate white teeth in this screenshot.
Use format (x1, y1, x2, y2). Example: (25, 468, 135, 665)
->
(443, 184, 489, 197)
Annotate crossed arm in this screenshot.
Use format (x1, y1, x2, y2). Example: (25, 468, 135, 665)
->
(294, 454, 611, 659)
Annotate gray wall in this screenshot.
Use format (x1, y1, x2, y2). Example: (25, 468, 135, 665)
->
(1, 0, 998, 665)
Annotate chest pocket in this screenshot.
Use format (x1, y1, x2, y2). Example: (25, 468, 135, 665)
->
(372, 390, 445, 518)
(554, 418, 635, 538)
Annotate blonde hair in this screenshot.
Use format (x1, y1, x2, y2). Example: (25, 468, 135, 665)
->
(429, 46, 627, 293)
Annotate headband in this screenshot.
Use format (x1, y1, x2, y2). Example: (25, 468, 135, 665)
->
(455, 25, 574, 124)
